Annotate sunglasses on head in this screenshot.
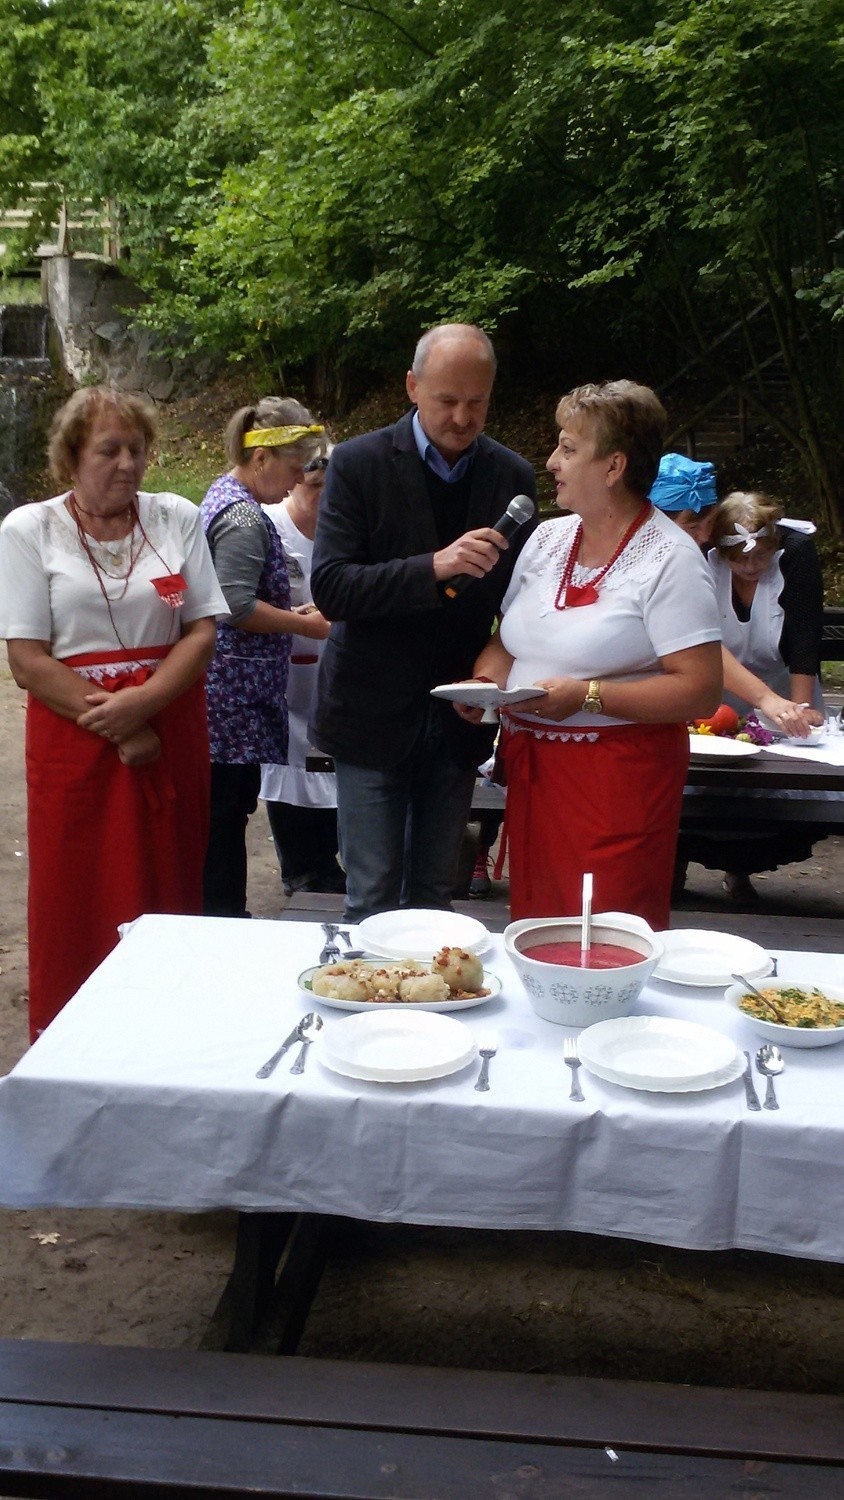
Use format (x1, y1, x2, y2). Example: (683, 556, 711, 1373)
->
(304, 455, 329, 472)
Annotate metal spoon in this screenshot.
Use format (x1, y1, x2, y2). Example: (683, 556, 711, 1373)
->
(337, 929, 367, 959)
(290, 1012, 323, 1075)
(755, 1044, 784, 1111)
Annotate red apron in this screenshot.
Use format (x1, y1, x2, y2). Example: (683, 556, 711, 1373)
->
(26, 646, 210, 1039)
(500, 718, 689, 931)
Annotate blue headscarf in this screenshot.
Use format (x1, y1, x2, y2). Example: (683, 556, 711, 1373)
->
(649, 453, 717, 515)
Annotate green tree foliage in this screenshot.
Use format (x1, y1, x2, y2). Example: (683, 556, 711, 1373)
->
(2, 0, 843, 522)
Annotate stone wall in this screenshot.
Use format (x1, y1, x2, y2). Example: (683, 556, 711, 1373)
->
(0, 305, 57, 512)
(42, 256, 209, 400)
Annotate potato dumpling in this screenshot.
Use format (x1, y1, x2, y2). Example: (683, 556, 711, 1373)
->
(311, 963, 370, 1001)
(432, 945, 484, 994)
(398, 973, 451, 1003)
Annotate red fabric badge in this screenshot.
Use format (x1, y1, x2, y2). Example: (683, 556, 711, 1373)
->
(151, 574, 187, 608)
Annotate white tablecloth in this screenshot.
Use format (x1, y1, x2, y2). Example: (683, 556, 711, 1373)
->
(0, 915, 842, 1262)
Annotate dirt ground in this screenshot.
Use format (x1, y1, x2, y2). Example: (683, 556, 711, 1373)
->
(1, 665, 843, 1393)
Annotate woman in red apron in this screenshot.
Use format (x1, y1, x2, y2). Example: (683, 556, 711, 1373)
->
(454, 380, 723, 930)
(0, 387, 226, 1038)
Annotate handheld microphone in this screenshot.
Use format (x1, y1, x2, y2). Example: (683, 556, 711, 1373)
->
(442, 494, 536, 599)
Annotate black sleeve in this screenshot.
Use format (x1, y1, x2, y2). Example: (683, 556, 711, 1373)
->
(310, 443, 443, 622)
(777, 532, 824, 675)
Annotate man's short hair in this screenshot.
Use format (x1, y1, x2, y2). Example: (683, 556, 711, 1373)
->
(411, 324, 497, 378)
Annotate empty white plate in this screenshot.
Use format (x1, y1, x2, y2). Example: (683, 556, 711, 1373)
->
(356, 908, 491, 961)
(430, 682, 548, 709)
(319, 1010, 478, 1083)
(688, 735, 761, 763)
(653, 929, 773, 988)
(578, 1016, 742, 1092)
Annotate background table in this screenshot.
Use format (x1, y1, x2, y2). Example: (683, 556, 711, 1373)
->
(0, 915, 841, 1263)
(472, 753, 844, 832)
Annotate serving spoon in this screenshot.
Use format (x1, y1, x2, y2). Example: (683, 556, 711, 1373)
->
(731, 973, 788, 1024)
(755, 1044, 784, 1111)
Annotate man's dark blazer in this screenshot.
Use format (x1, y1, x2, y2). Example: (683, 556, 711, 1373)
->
(309, 408, 538, 770)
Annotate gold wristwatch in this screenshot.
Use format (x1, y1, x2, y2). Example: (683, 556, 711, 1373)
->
(582, 679, 604, 714)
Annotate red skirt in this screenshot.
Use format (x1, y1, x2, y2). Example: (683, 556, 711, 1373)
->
(26, 647, 210, 1039)
(501, 719, 689, 930)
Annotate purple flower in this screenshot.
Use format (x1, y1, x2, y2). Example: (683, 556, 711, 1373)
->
(740, 711, 775, 746)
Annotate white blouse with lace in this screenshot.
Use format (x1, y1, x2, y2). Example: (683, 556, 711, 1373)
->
(0, 492, 227, 665)
(499, 507, 721, 728)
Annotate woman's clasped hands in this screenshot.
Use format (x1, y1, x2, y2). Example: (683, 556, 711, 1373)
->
(77, 685, 162, 766)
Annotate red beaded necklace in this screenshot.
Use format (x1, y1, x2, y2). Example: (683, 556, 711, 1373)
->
(554, 504, 651, 610)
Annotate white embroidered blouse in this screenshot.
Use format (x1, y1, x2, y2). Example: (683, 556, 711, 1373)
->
(499, 508, 721, 728)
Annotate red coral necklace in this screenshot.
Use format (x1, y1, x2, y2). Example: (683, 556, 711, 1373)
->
(554, 504, 651, 610)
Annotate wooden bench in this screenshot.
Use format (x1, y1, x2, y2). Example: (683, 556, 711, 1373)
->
(0, 1338, 842, 1497)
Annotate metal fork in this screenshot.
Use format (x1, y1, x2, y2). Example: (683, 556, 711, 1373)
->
(564, 1036, 584, 1102)
(319, 922, 341, 965)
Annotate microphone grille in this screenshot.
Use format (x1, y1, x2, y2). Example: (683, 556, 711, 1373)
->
(507, 494, 536, 523)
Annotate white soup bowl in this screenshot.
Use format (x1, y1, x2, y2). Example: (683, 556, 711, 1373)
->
(504, 914, 663, 1028)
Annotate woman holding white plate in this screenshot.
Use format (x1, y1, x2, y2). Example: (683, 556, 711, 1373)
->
(454, 380, 722, 929)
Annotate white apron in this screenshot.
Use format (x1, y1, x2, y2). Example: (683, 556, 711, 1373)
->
(711, 551, 823, 712)
(259, 506, 336, 809)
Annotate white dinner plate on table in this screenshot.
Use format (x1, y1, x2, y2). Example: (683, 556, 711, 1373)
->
(319, 1010, 478, 1083)
(653, 929, 773, 988)
(298, 965, 502, 1013)
(688, 735, 761, 764)
(430, 682, 548, 709)
(577, 1016, 744, 1093)
(356, 908, 491, 961)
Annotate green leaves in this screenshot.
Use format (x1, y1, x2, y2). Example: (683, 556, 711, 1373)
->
(2, 0, 843, 520)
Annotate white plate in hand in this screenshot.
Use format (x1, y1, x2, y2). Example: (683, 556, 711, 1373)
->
(356, 908, 491, 960)
(430, 682, 548, 709)
(319, 1009, 478, 1083)
(653, 929, 773, 988)
(299, 964, 502, 1013)
(688, 735, 761, 763)
(578, 1016, 743, 1092)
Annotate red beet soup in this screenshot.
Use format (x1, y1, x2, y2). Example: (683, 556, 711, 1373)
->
(524, 940, 643, 970)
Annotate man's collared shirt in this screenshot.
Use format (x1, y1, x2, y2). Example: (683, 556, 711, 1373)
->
(412, 409, 476, 484)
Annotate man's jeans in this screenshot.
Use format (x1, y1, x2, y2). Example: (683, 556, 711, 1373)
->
(334, 710, 477, 922)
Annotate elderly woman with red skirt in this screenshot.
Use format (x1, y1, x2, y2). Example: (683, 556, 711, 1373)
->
(0, 388, 226, 1038)
(455, 381, 723, 929)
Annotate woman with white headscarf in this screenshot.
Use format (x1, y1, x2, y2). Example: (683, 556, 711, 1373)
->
(677, 489, 825, 901)
(709, 490, 824, 735)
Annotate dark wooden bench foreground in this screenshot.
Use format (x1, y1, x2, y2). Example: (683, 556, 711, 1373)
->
(0, 1339, 843, 1498)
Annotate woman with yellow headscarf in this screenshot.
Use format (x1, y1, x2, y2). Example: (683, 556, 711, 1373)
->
(200, 396, 327, 917)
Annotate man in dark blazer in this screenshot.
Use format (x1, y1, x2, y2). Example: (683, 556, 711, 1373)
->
(310, 323, 537, 921)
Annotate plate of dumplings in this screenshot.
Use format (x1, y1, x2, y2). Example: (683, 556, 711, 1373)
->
(299, 945, 502, 1012)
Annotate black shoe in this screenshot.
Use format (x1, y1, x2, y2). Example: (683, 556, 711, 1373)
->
(469, 850, 493, 898)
